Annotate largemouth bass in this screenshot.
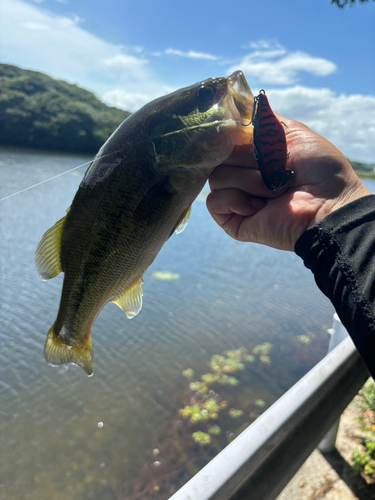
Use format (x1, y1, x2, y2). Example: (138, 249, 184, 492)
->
(35, 71, 254, 375)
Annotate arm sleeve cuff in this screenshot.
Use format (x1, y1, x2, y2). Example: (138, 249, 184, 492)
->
(295, 195, 375, 377)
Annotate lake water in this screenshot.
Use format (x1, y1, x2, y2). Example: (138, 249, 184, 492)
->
(1, 146, 373, 499)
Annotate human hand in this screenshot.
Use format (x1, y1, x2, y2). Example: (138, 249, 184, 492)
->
(206, 115, 371, 251)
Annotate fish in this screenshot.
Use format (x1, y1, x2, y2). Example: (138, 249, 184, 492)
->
(35, 71, 254, 376)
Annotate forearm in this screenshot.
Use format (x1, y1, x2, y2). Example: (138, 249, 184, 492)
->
(295, 195, 375, 377)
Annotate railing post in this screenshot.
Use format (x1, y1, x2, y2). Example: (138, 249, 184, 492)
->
(318, 313, 349, 453)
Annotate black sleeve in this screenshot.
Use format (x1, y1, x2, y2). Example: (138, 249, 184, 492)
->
(295, 195, 375, 378)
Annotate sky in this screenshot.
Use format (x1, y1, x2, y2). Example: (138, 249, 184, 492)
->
(1, 0, 375, 162)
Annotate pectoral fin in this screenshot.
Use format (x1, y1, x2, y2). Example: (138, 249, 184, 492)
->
(174, 205, 192, 235)
(113, 278, 144, 319)
(35, 209, 69, 280)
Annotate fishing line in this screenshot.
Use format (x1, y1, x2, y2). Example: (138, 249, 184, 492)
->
(0, 149, 125, 203)
(0, 137, 152, 203)
(0, 117, 249, 203)
(0, 161, 91, 202)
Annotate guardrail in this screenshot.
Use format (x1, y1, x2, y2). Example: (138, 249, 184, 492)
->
(170, 321, 369, 500)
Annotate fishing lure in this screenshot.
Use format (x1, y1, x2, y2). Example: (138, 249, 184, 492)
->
(251, 89, 294, 191)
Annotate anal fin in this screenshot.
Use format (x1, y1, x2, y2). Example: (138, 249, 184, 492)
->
(113, 277, 144, 319)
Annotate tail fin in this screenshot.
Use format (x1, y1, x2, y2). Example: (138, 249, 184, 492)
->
(44, 325, 93, 376)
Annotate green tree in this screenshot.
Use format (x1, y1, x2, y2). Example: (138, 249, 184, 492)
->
(0, 64, 131, 153)
(332, 0, 374, 7)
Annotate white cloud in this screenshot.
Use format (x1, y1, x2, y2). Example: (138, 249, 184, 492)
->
(103, 54, 148, 69)
(266, 86, 375, 163)
(229, 43, 336, 85)
(247, 40, 285, 51)
(59, 15, 85, 27)
(21, 21, 49, 30)
(0, 0, 162, 107)
(1, 4, 374, 161)
(165, 48, 218, 61)
(102, 85, 176, 112)
(102, 90, 152, 112)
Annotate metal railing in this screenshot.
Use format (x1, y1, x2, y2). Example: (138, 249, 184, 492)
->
(170, 319, 368, 500)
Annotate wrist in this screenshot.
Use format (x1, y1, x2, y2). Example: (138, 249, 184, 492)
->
(308, 181, 371, 228)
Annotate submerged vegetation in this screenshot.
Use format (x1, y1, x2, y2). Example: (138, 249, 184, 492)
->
(128, 344, 279, 497)
(0, 64, 130, 153)
(127, 334, 320, 498)
(152, 271, 181, 281)
(179, 346, 274, 447)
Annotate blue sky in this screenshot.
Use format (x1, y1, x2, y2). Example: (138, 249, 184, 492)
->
(1, 0, 375, 162)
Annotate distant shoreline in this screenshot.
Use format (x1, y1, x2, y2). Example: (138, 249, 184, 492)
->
(1, 144, 373, 181)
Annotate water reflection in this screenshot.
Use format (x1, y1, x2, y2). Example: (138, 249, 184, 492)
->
(1, 146, 365, 499)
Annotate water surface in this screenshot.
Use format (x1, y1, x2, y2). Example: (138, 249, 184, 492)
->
(1, 147, 370, 499)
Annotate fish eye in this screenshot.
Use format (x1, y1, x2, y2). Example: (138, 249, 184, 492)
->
(196, 85, 216, 103)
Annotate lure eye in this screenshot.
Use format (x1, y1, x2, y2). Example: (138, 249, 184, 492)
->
(196, 85, 215, 103)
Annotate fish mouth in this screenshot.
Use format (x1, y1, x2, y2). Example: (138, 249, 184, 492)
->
(227, 71, 254, 123)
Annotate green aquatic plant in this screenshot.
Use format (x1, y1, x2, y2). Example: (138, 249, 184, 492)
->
(209, 348, 252, 376)
(210, 355, 227, 373)
(297, 335, 311, 345)
(179, 344, 274, 455)
(179, 405, 201, 419)
(229, 408, 244, 419)
(253, 342, 273, 356)
(180, 405, 210, 424)
(219, 375, 239, 387)
(255, 399, 266, 407)
(189, 381, 208, 394)
(152, 271, 181, 281)
(203, 399, 220, 414)
(222, 358, 245, 373)
(180, 392, 226, 423)
(259, 355, 272, 366)
(223, 347, 247, 361)
(201, 373, 220, 385)
(192, 431, 211, 446)
(190, 411, 209, 424)
(208, 425, 222, 436)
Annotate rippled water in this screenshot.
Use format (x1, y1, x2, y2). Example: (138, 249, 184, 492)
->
(1, 146, 371, 499)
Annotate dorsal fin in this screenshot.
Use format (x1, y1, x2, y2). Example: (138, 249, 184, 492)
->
(113, 278, 144, 319)
(35, 210, 70, 280)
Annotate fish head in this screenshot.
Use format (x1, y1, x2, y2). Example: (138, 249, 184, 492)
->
(145, 71, 254, 171)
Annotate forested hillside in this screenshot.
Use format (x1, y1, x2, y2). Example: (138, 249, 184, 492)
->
(0, 64, 131, 153)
